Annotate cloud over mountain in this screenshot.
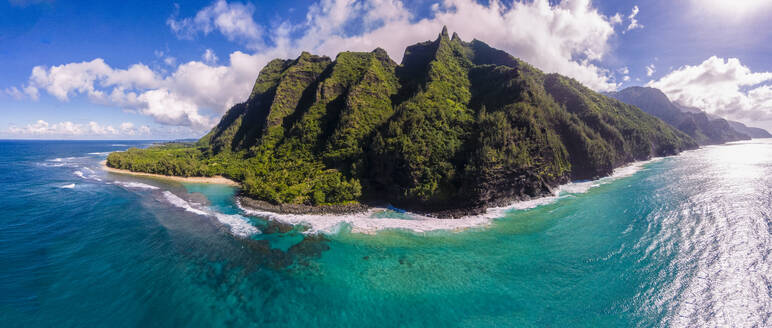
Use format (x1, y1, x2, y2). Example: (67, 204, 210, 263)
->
(648, 56, 772, 123)
(13, 0, 631, 131)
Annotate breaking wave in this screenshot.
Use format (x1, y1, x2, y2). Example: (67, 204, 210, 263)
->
(162, 191, 259, 237)
(59, 183, 76, 189)
(73, 167, 102, 182)
(114, 181, 160, 190)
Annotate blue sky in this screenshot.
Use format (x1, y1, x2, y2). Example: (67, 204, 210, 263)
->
(2, 0, 771, 139)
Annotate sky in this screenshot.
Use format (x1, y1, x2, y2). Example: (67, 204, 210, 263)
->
(1, 0, 771, 139)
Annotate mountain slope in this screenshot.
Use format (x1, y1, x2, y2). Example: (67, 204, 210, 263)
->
(108, 28, 696, 216)
(727, 121, 772, 138)
(607, 87, 750, 145)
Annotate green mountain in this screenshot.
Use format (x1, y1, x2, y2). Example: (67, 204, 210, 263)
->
(107, 27, 696, 216)
(606, 87, 751, 145)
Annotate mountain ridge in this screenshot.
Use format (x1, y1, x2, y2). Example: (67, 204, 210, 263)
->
(107, 27, 697, 217)
(605, 86, 768, 145)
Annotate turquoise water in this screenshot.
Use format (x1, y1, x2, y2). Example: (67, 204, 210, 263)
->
(1, 139, 770, 327)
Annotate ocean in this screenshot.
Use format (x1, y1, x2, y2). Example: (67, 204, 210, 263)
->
(1, 139, 770, 327)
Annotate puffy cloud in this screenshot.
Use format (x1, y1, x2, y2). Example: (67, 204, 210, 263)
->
(88, 121, 118, 135)
(275, 0, 624, 91)
(136, 89, 212, 128)
(625, 5, 643, 32)
(22, 51, 261, 130)
(9, 120, 82, 135)
(167, 0, 263, 49)
(16, 0, 629, 134)
(647, 56, 772, 122)
(7, 120, 150, 137)
(27, 59, 160, 102)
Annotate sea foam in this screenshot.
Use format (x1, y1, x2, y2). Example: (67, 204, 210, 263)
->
(162, 191, 259, 237)
(115, 181, 160, 190)
(238, 157, 664, 235)
(59, 183, 76, 189)
(73, 167, 102, 182)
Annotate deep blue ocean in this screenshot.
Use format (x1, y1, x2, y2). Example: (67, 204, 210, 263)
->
(1, 139, 770, 327)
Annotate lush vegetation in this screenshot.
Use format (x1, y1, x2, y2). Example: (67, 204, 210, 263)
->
(107, 27, 697, 213)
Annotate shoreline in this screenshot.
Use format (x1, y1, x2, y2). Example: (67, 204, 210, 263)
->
(235, 156, 669, 234)
(100, 161, 240, 186)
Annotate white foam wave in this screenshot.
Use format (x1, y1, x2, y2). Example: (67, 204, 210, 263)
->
(213, 213, 260, 237)
(162, 191, 259, 237)
(237, 201, 492, 235)
(162, 191, 209, 216)
(111, 144, 128, 147)
(87, 152, 110, 156)
(73, 168, 102, 182)
(115, 181, 159, 190)
(237, 157, 664, 235)
(59, 183, 76, 189)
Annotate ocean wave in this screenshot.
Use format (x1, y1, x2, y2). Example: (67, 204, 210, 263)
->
(212, 213, 260, 237)
(162, 191, 259, 237)
(87, 151, 111, 156)
(59, 183, 76, 189)
(110, 144, 128, 147)
(237, 157, 664, 235)
(114, 181, 159, 190)
(73, 168, 102, 182)
(237, 201, 492, 235)
(162, 191, 209, 216)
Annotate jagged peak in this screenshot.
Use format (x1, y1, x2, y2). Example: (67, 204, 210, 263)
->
(451, 32, 461, 42)
(439, 25, 449, 40)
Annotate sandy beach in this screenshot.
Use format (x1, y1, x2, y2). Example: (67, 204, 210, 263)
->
(100, 161, 240, 186)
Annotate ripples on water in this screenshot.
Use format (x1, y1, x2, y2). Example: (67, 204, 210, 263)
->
(0, 139, 770, 327)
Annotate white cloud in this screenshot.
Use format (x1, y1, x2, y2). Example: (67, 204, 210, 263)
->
(625, 5, 643, 32)
(88, 121, 118, 135)
(274, 0, 624, 91)
(4, 86, 25, 100)
(646, 64, 655, 77)
(7, 120, 149, 137)
(22, 51, 262, 130)
(647, 56, 772, 122)
(27, 59, 160, 102)
(167, 0, 263, 50)
(610, 13, 623, 25)
(164, 57, 177, 66)
(618, 66, 629, 75)
(16, 0, 630, 134)
(202, 49, 219, 64)
(623, 75, 630, 81)
(138, 125, 151, 135)
(136, 88, 212, 128)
